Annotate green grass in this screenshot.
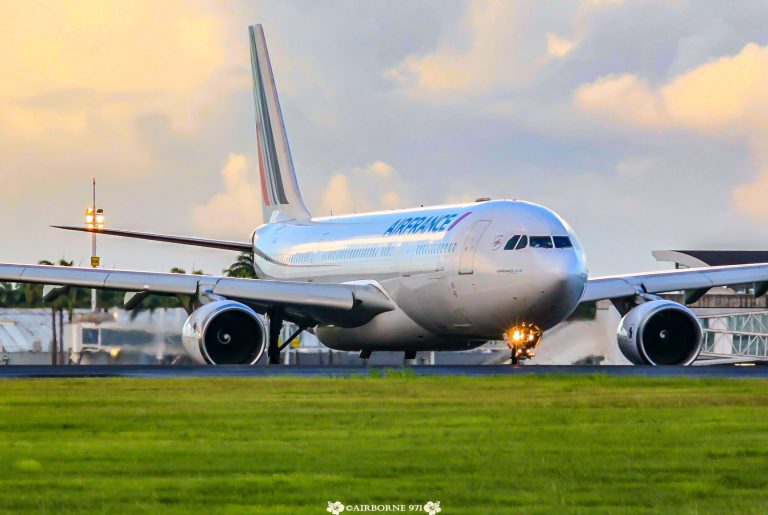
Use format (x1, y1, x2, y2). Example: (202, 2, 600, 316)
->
(0, 374, 767, 514)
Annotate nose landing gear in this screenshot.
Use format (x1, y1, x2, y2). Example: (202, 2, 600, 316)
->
(504, 323, 542, 365)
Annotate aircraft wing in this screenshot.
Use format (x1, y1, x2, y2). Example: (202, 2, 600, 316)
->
(52, 226, 253, 252)
(582, 262, 768, 303)
(0, 263, 394, 327)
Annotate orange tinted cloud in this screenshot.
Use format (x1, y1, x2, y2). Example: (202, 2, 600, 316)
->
(320, 161, 404, 216)
(576, 43, 768, 131)
(576, 43, 768, 221)
(0, 1, 227, 136)
(193, 154, 264, 238)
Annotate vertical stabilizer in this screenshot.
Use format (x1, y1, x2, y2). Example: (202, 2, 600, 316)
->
(249, 24, 311, 223)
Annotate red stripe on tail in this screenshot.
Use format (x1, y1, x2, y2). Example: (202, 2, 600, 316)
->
(256, 131, 271, 206)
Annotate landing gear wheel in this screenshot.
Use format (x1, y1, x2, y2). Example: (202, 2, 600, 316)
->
(267, 308, 283, 365)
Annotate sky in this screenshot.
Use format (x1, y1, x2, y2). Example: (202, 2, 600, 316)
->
(2, 0, 768, 276)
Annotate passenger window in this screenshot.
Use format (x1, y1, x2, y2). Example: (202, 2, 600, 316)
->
(504, 235, 520, 250)
(515, 235, 528, 250)
(553, 236, 572, 248)
(529, 236, 553, 249)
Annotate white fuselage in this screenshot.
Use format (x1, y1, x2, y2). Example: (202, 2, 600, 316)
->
(251, 200, 588, 352)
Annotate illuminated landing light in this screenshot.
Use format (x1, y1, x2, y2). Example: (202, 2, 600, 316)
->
(504, 323, 542, 364)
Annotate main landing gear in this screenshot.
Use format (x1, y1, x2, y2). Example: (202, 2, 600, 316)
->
(266, 309, 310, 365)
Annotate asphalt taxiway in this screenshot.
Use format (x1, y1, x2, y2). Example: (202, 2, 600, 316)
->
(0, 364, 767, 378)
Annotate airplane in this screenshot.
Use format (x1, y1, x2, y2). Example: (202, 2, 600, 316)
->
(3, 24, 768, 367)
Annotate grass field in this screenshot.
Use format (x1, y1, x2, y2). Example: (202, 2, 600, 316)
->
(0, 374, 767, 513)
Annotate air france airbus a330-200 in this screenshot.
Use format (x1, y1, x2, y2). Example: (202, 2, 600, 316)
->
(4, 25, 768, 366)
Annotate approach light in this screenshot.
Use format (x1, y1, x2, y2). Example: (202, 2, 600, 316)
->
(85, 207, 105, 230)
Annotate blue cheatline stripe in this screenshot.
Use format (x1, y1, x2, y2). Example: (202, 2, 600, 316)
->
(249, 27, 289, 205)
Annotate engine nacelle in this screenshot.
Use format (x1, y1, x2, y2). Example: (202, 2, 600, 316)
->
(182, 300, 266, 365)
(617, 300, 702, 366)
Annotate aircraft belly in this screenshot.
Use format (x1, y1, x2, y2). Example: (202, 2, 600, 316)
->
(379, 274, 500, 338)
(315, 302, 481, 352)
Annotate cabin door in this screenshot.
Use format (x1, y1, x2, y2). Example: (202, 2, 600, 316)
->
(458, 220, 490, 275)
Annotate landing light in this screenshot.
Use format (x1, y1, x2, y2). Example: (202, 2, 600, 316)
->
(504, 323, 542, 363)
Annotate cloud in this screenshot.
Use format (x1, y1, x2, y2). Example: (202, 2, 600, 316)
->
(0, 1, 255, 273)
(0, 0, 243, 208)
(576, 43, 768, 222)
(368, 160, 394, 179)
(320, 173, 354, 216)
(0, 0, 229, 138)
(192, 153, 263, 238)
(546, 33, 576, 58)
(576, 43, 768, 131)
(386, 1, 544, 98)
(575, 74, 663, 126)
(6, 0, 768, 278)
(733, 169, 768, 219)
(384, 0, 631, 101)
(319, 161, 405, 216)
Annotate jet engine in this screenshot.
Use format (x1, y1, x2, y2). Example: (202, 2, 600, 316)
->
(182, 300, 266, 365)
(617, 300, 702, 366)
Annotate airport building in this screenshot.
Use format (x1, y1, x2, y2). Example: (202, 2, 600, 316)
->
(654, 250, 768, 361)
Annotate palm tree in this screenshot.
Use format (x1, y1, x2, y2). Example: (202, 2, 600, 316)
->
(35, 260, 57, 364)
(0, 282, 27, 307)
(0, 282, 13, 307)
(55, 259, 74, 364)
(52, 259, 77, 321)
(128, 266, 201, 320)
(224, 252, 257, 278)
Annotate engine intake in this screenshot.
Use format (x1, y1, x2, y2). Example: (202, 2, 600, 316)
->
(182, 300, 266, 365)
(617, 300, 702, 366)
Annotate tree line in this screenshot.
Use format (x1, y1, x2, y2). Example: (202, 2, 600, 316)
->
(0, 252, 256, 314)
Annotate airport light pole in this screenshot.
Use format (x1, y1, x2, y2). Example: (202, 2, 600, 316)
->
(85, 178, 104, 312)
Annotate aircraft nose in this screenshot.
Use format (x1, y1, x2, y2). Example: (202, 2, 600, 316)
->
(559, 264, 588, 305)
(531, 251, 587, 328)
(542, 261, 582, 299)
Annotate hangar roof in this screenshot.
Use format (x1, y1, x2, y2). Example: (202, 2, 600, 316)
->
(653, 250, 768, 268)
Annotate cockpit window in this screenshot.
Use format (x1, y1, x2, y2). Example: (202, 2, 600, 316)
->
(553, 236, 573, 249)
(529, 236, 554, 249)
(515, 235, 528, 250)
(503, 235, 520, 250)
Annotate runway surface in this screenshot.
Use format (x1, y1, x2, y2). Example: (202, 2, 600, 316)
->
(0, 364, 767, 378)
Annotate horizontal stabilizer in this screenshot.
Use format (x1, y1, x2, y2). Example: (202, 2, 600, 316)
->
(52, 226, 252, 252)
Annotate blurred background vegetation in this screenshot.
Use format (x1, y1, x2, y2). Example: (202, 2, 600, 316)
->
(0, 251, 257, 315)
